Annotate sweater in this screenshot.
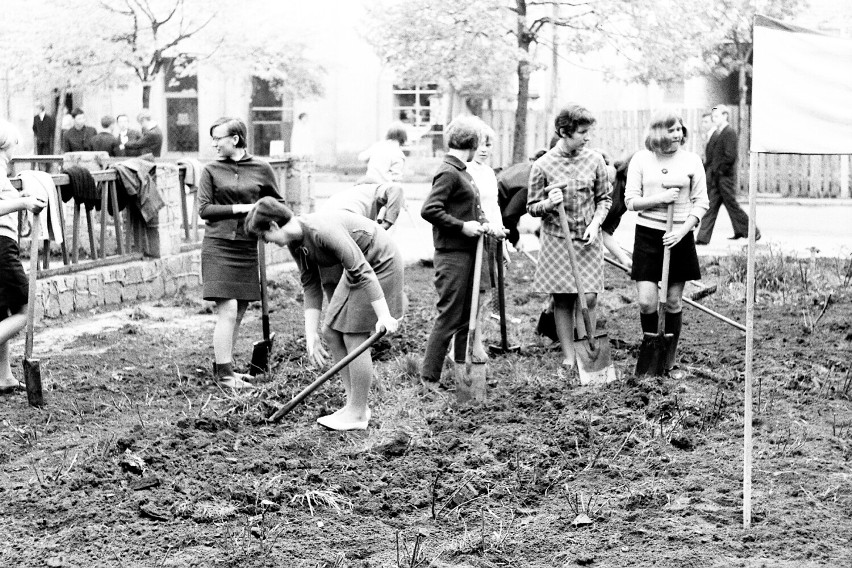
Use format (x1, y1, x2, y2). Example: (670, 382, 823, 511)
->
(198, 154, 282, 241)
(624, 149, 709, 231)
(421, 154, 486, 252)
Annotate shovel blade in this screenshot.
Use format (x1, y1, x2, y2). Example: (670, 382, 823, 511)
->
(574, 333, 617, 386)
(23, 358, 44, 408)
(249, 332, 276, 377)
(635, 333, 673, 377)
(455, 361, 486, 403)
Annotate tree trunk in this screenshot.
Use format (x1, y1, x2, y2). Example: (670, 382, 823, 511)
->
(512, 0, 531, 165)
(142, 83, 152, 109)
(52, 87, 67, 155)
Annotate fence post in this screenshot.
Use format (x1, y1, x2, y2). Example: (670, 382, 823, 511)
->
(841, 155, 850, 199)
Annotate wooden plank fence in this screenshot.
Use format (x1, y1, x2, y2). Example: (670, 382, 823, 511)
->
(481, 107, 851, 198)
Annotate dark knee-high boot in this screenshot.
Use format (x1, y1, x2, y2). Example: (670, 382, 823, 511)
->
(664, 311, 682, 370)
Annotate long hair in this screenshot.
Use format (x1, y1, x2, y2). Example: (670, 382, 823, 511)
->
(245, 197, 294, 235)
(645, 111, 688, 153)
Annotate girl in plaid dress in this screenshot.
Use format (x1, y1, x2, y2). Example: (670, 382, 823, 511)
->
(527, 105, 612, 370)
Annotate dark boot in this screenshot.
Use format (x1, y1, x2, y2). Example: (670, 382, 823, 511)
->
(664, 311, 682, 371)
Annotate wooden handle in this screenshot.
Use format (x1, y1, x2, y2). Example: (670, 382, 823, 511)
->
(465, 235, 485, 365)
(556, 205, 596, 348)
(258, 239, 270, 342)
(269, 329, 386, 423)
(25, 214, 41, 359)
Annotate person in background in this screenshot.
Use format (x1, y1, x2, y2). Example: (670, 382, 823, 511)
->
(124, 110, 163, 158)
(599, 151, 635, 269)
(420, 115, 500, 385)
(0, 121, 46, 394)
(116, 114, 141, 157)
(526, 104, 611, 372)
(358, 123, 408, 184)
(88, 115, 121, 157)
(61, 108, 96, 153)
(32, 103, 55, 156)
(696, 104, 759, 244)
(624, 111, 708, 377)
(246, 199, 404, 431)
(496, 149, 547, 250)
(321, 181, 406, 231)
(198, 117, 283, 389)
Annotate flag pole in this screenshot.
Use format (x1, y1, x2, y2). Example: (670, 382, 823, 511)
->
(743, 151, 758, 529)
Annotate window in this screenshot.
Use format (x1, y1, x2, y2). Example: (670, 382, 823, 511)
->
(164, 57, 199, 152)
(250, 77, 294, 156)
(392, 84, 439, 126)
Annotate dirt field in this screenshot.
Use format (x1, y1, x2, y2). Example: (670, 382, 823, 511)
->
(1, 252, 850, 567)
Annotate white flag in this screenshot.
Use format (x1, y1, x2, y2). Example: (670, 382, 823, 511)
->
(751, 14, 852, 154)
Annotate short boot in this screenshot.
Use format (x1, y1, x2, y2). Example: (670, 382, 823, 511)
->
(664, 311, 683, 371)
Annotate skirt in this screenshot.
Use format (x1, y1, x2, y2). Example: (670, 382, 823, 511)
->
(0, 236, 28, 315)
(324, 246, 406, 334)
(631, 224, 701, 283)
(201, 236, 261, 301)
(533, 230, 603, 294)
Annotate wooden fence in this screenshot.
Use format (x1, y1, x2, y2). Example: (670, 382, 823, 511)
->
(482, 107, 851, 198)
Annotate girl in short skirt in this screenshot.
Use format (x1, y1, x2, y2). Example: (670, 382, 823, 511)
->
(624, 111, 709, 376)
(246, 198, 404, 431)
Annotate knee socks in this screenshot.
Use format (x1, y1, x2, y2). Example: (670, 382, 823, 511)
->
(664, 311, 683, 369)
(640, 311, 658, 334)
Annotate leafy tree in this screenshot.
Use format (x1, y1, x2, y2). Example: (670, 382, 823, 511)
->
(366, 0, 606, 163)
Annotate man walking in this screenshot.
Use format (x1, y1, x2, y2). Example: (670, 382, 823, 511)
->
(32, 103, 55, 155)
(696, 105, 760, 244)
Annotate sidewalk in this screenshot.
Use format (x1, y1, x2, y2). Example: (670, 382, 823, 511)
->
(316, 181, 852, 261)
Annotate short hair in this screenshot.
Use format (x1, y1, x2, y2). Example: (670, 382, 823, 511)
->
(116, 113, 129, 122)
(100, 115, 115, 129)
(36, 102, 45, 111)
(644, 111, 688, 153)
(385, 122, 408, 145)
(444, 115, 480, 151)
(209, 117, 247, 149)
(554, 104, 595, 138)
(298, 112, 308, 120)
(245, 197, 294, 235)
(71, 108, 85, 118)
(137, 110, 152, 123)
(712, 105, 730, 120)
(478, 123, 496, 145)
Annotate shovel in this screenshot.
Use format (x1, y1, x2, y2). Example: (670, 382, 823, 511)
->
(488, 242, 521, 356)
(23, 213, 44, 407)
(249, 240, 275, 377)
(635, 189, 679, 377)
(456, 235, 487, 403)
(268, 329, 386, 423)
(556, 206, 617, 385)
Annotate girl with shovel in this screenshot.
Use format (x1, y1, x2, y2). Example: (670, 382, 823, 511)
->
(0, 122, 46, 394)
(246, 199, 404, 431)
(527, 105, 612, 375)
(624, 111, 709, 378)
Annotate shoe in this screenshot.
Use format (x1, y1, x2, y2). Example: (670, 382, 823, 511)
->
(666, 367, 688, 380)
(727, 234, 746, 241)
(695, 240, 710, 246)
(316, 410, 370, 431)
(0, 380, 24, 395)
(755, 230, 762, 242)
(217, 375, 255, 390)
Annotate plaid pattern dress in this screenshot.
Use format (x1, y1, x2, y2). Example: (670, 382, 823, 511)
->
(527, 145, 612, 294)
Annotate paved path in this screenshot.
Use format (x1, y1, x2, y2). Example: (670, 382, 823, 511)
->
(316, 181, 852, 262)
